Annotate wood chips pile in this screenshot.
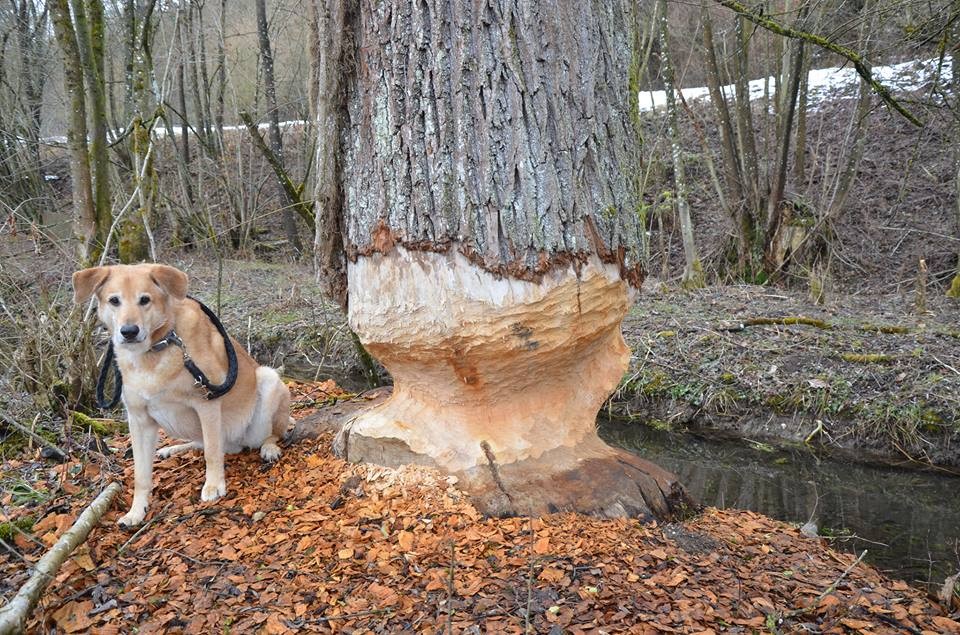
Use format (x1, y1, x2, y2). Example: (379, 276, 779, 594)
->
(1, 381, 958, 634)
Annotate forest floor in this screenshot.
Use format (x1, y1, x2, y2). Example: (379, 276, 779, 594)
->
(1, 248, 959, 631)
(1, 384, 958, 634)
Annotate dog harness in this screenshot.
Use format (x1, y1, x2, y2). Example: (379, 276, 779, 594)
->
(95, 296, 239, 409)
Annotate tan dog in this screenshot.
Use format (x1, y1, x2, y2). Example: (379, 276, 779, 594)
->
(73, 263, 291, 526)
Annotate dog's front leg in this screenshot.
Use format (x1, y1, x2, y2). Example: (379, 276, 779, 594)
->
(119, 407, 159, 527)
(196, 403, 227, 501)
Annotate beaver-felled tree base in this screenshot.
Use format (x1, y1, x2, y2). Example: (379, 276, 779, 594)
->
(339, 245, 697, 521)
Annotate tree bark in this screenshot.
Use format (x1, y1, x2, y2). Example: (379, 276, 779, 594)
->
(72, 0, 112, 250)
(321, 0, 694, 521)
(50, 0, 97, 264)
(0, 483, 120, 635)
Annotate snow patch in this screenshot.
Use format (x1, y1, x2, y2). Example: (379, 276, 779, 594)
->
(638, 55, 953, 112)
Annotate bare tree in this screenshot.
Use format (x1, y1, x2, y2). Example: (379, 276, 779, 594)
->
(658, 0, 704, 288)
(254, 0, 302, 254)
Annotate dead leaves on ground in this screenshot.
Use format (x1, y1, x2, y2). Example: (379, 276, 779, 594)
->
(1, 381, 957, 633)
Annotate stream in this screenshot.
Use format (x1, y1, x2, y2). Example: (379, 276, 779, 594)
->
(600, 419, 960, 590)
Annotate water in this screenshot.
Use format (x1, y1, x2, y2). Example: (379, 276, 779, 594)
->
(600, 420, 960, 589)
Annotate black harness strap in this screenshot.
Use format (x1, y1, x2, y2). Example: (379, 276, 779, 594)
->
(95, 341, 123, 409)
(94, 296, 238, 409)
(184, 296, 238, 399)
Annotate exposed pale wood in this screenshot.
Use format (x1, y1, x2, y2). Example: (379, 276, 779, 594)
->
(339, 248, 695, 520)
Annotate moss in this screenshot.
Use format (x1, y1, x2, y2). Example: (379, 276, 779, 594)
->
(0, 516, 34, 542)
(656, 330, 676, 338)
(70, 410, 125, 436)
(745, 316, 831, 329)
(720, 372, 736, 384)
(644, 418, 673, 432)
(681, 259, 706, 290)
(946, 273, 960, 299)
(860, 323, 911, 334)
(840, 352, 894, 363)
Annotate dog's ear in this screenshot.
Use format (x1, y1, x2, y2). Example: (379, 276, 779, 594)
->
(150, 264, 189, 300)
(72, 267, 110, 304)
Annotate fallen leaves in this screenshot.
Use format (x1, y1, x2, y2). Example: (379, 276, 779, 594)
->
(0, 386, 956, 633)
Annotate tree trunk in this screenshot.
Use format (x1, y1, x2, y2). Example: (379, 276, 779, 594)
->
(72, 0, 112, 251)
(658, 0, 704, 288)
(255, 0, 303, 254)
(321, 0, 695, 521)
(50, 0, 97, 264)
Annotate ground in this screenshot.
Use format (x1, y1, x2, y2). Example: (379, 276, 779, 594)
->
(1, 385, 958, 633)
(1, 249, 959, 631)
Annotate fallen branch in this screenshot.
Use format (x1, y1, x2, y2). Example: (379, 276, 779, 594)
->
(238, 111, 316, 232)
(0, 482, 121, 635)
(782, 550, 868, 620)
(0, 414, 68, 461)
(743, 316, 832, 329)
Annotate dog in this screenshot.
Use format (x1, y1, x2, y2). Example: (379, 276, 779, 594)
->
(73, 263, 292, 527)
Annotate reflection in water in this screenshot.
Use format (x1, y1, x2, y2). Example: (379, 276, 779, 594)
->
(600, 420, 960, 588)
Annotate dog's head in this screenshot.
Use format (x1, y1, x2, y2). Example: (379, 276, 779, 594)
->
(73, 264, 189, 349)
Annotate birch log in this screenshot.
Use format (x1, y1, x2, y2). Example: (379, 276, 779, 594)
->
(0, 482, 121, 635)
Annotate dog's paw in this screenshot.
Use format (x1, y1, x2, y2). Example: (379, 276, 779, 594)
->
(260, 443, 281, 463)
(200, 480, 227, 502)
(117, 509, 146, 527)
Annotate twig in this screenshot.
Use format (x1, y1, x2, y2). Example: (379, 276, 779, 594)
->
(0, 482, 121, 635)
(115, 503, 173, 557)
(782, 550, 868, 619)
(0, 413, 68, 460)
(309, 608, 393, 623)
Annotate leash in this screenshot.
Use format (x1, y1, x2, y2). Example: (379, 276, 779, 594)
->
(94, 296, 239, 409)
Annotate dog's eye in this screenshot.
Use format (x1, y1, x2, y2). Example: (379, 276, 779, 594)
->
(108, 297, 120, 306)
(139, 296, 151, 306)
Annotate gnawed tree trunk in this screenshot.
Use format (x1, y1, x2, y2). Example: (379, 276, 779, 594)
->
(319, 0, 695, 521)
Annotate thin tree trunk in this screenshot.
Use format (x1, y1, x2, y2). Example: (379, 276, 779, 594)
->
(701, 1, 741, 203)
(764, 15, 805, 272)
(255, 0, 303, 254)
(211, 0, 226, 150)
(50, 0, 97, 264)
(196, 1, 213, 148)
(72, 0, 112, 250)
(733, 15, 760, 215)
(312, 0, 350, 307)
(659, 0, 703, 288)
(307, 0, 322, 123)
(185, 4, 209, 154)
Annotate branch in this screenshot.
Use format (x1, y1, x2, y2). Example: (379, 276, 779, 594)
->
(238, 111, 316, 231)
(0, 482, 121, 635)
(0, 413, 68, 461)
(711, 0, 923, 127)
